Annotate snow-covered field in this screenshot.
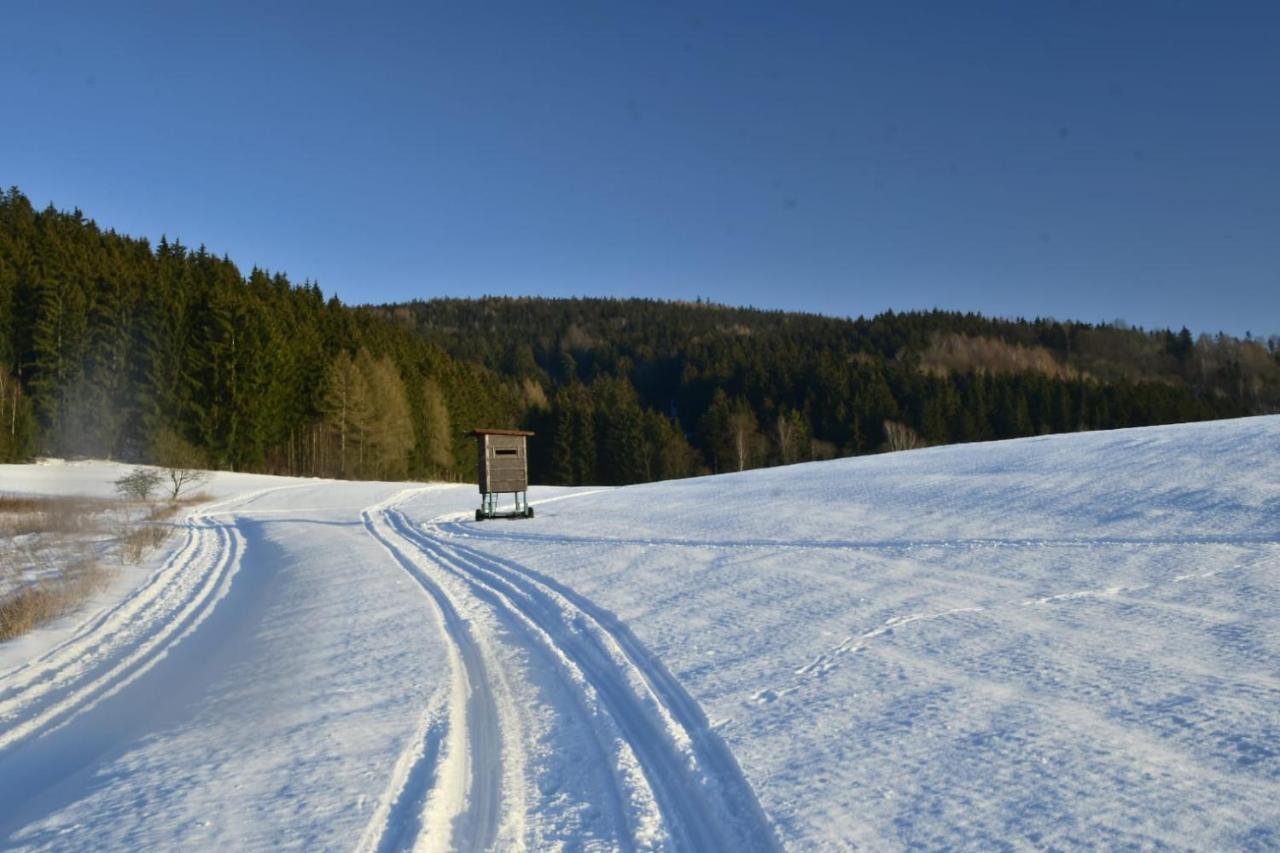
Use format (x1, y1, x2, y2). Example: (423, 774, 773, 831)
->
(0, 417, 1276, 850)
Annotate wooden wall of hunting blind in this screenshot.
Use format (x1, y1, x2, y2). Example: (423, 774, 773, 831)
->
(475, 431, 530, 494)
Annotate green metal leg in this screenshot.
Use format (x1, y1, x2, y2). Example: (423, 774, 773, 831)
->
(478, 491, 533, 520)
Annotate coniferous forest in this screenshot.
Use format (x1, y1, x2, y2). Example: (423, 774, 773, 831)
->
(2, 187, 1278, 484)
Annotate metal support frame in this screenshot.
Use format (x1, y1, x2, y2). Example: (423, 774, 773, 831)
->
(476, 490, 533, 521)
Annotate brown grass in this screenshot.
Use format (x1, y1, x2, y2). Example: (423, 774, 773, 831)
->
(0, 495, 46, 514)
(145, 502, 183, 522)
(118, 523, 172, 565)
(0, 491, 187, 641)
(0, 494, 113, 537)
(0, 554, 106, 642)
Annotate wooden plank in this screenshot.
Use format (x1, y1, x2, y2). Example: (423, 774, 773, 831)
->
(476, 430, 530, 494)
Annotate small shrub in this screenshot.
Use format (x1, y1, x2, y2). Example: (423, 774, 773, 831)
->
(119, 522, 171, 564)
(114, 468, 164, 502)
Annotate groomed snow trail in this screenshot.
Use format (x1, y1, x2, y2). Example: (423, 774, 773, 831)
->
(0, 474, 775, 849)
(359, 491, 514, 853)
(0, 478, 466, 849)
(370, 491, 780, 852)
(0, 487, 290, 753)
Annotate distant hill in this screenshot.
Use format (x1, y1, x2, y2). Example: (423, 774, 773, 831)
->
(373, 297, 1280, 484)
(2, 185, 1276, 485)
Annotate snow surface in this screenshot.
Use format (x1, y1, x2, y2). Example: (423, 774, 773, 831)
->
(0, 417, 1277, 850)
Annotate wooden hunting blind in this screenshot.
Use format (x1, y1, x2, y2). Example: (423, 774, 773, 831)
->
(470, 428, 535, 520)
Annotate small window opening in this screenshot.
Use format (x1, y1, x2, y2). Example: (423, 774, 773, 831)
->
(495, 448, 518, 456)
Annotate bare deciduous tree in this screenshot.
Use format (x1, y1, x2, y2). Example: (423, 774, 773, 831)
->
(114, 467, 164, 502)
(883, 420, 924, 452)
(727, 405, 763, 471)
(152, 429, 211, 499)
(775, 413, 796, 465)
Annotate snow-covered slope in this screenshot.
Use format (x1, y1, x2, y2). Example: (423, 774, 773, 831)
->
(0, 416, 1277, 850)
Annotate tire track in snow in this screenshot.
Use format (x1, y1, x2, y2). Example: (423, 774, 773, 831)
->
(394, 506, 780, 852)
(0, 487, 288, 751)
(359, 494, 511, 853)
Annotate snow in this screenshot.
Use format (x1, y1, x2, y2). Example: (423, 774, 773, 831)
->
(0, 416, 1277, 849)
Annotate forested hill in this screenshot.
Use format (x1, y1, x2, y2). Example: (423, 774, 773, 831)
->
(0, 188, 523, 476)
(375, 297, 1280, 484)
(2, 186, 1277, 485)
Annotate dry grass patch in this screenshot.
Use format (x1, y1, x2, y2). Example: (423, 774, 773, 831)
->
(118, 522, 172, 564)
(0, 489, 188, 642)
(0, 485, 215, 643)
(0, 551, 106, 642)
(0, 495, 47, 514)
(145, 502, 184, 522)
(0, 494, 113, 537)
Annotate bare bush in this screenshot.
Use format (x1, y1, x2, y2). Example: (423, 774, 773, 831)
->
(114, 468, 164, 502)
(119, 523, 170, 565)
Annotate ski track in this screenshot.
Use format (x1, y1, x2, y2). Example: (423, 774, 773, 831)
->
(359, 491, 513, 853)
(0, 487, 291, 752)
(381, 507, 653, 852)
(385, 498, 780, 852)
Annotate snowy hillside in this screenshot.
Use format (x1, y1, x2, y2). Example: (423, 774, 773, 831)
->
(0, 416, 1277, 850)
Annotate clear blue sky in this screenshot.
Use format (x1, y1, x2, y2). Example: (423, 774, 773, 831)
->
(3, 1, 1277, 336)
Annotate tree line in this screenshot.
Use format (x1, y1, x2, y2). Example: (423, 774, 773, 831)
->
(0, 187, 522, 476)
(380, 297, 1280, 484)
(3, 187, 1277, 485)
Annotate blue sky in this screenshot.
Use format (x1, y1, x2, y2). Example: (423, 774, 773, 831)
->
(3, 1, 1277, 336)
